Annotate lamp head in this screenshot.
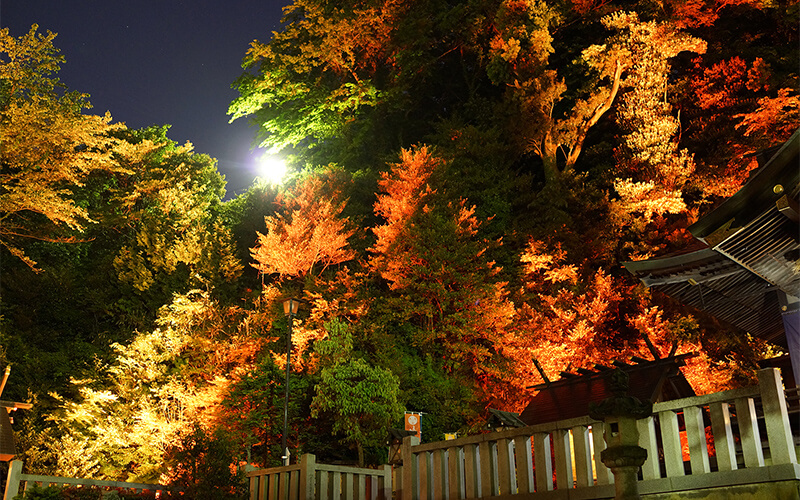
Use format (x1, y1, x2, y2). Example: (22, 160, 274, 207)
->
(282, 298, 301, 317)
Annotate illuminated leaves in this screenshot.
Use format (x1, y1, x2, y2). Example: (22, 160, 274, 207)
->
(0, 26, 128, 270)
(370, 147, 515, 402)
(606, 13, 706, 255)
(229, 0, 397, 150)
(735, 88, 800, 141)
(250, 173, 356, 279)
(311, 320, 403, 466)
(489, 1, 630, 182)
(54, 291, 264, 480)
(111, 136, 242, 293)
(370, 146, 439, 284)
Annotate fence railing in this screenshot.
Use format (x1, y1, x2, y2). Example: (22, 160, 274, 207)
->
(248, 453, 392, 500)
(3, 460, 173, 499)
(397, 367, 800, 499)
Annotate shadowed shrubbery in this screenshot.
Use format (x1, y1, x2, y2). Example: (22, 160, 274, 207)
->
(165, 426, 248, 500)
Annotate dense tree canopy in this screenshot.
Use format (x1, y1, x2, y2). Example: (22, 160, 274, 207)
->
(2, 0, 797, 484)
(0, 26, 129, 270)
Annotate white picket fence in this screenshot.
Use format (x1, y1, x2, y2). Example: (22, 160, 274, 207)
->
(396, 367, 799, 499)
(247, 453, 392, 500)
(3, 460, 173, 499)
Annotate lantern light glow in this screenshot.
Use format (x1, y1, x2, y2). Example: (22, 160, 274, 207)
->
(258, 155, 288, 185)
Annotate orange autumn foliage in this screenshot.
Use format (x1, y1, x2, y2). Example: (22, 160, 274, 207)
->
(512, 241, 628, 396)
(370, 146, 440, 283)
(370, 146, 516, 401)
(251, 174, 356, 279)
(507, 237, 753, 411)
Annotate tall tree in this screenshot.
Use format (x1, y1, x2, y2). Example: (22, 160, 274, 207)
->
(0, 26, 128, 270)
(370, 147, 515, 401)
(311, 319, 403, 467)
(106, 126, 242, 324)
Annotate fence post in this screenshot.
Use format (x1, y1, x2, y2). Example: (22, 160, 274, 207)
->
(3, 460, 22, 500)
(758, 368, 797, 465)
(400, 436, 419, 500)
(734, 397, 764, 468)
(380, 464, 392, 500)
(684, 405, 710, 473)
(709, 402, 737, 471)
(300, 454, 316, 500)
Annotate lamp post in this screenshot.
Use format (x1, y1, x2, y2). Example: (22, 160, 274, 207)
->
(281, 298, 300, 466)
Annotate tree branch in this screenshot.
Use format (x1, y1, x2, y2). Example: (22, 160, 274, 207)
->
(564, 59, 624, 169)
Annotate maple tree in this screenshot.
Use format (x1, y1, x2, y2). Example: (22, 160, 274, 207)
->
(0, 26, 128, 270)
(370, 147, 515, 402)
(250, 172, 356, 279)
(229, 0, 392, 154)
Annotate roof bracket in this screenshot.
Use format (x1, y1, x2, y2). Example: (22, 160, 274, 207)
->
(776, 194, 799, 223)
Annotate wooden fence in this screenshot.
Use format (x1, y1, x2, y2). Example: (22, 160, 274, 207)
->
(396, 367, 799, 499)
(3, 460, 173, 499)
(247, 453, 392, 500)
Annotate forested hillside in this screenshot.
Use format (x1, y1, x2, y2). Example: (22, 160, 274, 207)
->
(1, 0, 797, 483)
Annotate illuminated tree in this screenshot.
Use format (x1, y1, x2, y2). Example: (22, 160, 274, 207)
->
(89, 126, 244, 332)
(229, 0, 394, 152)
(311, 320, 403, 467)
(370, 147, 515, 400)
(165, 426, 248, 500)
(250, 172, 356, 279)
(49, 291, 262, 481)
(487, 0, 625, 184)
(0, 26, 128, 270)
(604, 12, 706, 259)
(511, 240, 628, 396)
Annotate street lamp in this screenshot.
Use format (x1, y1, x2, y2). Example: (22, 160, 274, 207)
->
(281, 298, 301, 465)
(258, 154, 288, 185)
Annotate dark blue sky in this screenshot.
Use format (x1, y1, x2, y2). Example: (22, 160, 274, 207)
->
(1, 1, 287, 198)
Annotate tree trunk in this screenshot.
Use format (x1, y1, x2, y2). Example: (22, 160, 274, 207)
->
(564, 60, 624, 170)
(541, 132, 560, 185)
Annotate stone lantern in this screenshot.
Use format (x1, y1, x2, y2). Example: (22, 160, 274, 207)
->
(589, 369, 653, 500)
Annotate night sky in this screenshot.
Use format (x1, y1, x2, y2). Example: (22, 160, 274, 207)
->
(1, 1, 288, 198)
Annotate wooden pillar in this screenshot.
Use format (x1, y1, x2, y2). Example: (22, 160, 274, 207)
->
(300, 454, 316, 500)
(400, 436, 419, 500)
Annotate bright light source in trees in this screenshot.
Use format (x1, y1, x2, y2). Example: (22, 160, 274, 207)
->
(258, 155, 288, 185)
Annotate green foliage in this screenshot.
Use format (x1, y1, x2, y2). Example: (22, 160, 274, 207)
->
(12, 485, 63, 500)
(222, 355, 317, 467)
(395, 352, 479, 441)
(165, 426, 248, 500)
(311, 320, 403, 466)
